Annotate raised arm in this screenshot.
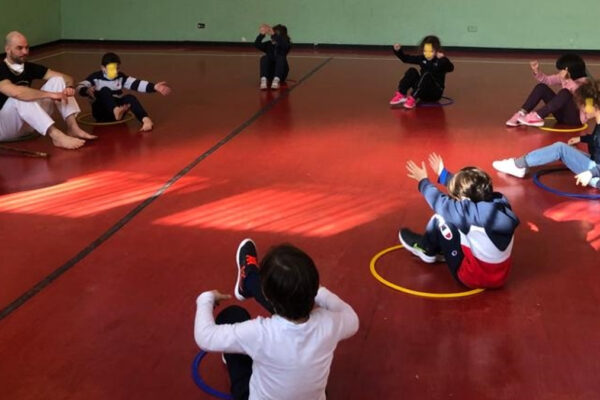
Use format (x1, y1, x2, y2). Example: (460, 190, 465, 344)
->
(314, 287, 359, 340)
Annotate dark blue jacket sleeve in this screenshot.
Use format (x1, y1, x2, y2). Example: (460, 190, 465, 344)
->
(393, 48, 422, 65)
(254, 34, 268, 52)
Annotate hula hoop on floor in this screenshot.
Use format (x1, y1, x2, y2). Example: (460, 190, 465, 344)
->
(76, 112, 135, 126)
(539, 123, 588, 133)
(191, 351, 232, 400)
(0, 132, 40, 143)
(369, 245, 485, 299)
(533, 168, 600, 199)
(417, 96, 454, 108)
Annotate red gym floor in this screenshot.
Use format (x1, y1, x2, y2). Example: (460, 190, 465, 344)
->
(1, 44, 600, 399)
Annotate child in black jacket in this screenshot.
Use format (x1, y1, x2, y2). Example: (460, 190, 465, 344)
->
(389, 35, 454, 109)
(255, 24, 291, 90)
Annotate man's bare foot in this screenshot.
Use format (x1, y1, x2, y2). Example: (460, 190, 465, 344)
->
(140, 117, 154, 132)
(113, 104, 130, 120)
(67, 125, 98, 140)
(47, 127, 85, 150)
(65, 115, 98, 140)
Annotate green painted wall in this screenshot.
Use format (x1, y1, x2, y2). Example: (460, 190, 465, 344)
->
(2, 0, 597, 49)
(59, 0, 600, 49)
(0, 0, 61, 46)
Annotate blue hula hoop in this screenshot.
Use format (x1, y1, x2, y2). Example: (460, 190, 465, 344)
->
(191, 351, 233, 400)
(417, 96, 454, 108)
(533, 168, 600, 200)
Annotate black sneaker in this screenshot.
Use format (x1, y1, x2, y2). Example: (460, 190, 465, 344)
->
(234, 238, 259, 301)
(398, 229, 437, 263)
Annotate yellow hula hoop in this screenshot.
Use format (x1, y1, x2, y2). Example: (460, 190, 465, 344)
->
(539, 122, 588, 133)
(76, 112, 135, 126)
(369, 245, 485, 299)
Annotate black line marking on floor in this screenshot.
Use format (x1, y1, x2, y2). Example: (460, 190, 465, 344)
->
(0, 57, 333, 321)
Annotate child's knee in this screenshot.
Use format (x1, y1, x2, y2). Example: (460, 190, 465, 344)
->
(216, 305, 251, 324)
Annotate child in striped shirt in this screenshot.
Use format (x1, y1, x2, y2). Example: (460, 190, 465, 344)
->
(77, 52, 171, 131)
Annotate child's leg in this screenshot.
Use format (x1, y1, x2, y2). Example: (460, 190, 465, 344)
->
(273, 55, 288, 81)
(240, 264, 275, 313)
(120, 94, 148, 122)
(537, 89, 581, 125)
(397, 68, 420, 95)
(521, 83, 555, 112)
(92, 87, 119, 121)
(412, 72, 443, 102)
(259, 55, 274, 80)
(421, 215, 466, 285)
(215, 305, 252, 400)
(520, 142, 596, 174)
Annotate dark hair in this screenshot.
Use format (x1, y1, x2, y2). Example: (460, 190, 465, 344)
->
(447, 167, 493, 202)
(575, 79, 600, 108)
(556, 54, 586, 80)
(419, 35, 441, 52)
(101, 52, 121, 66)
(272, 24, 290, 43)
(260, 244, 319, 320)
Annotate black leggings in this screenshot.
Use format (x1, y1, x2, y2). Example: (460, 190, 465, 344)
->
(260, 54, 289, 82)
(421, 215, 466, 286)
(397, 68, 443, 101)
(215, 265, 273, 400)
(92, 87, 148, 122)
(521, 83, 581, 125)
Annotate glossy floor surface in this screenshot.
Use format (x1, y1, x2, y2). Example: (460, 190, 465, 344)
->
(1, 44, 599, 399)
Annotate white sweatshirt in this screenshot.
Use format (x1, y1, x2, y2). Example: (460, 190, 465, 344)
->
(194, 287, 359, 400)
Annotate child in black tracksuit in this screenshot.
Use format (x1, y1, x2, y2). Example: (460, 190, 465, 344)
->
(76, 52, 171, 131)
(255, 24, 291, 90)
(389, 35, 454, 109)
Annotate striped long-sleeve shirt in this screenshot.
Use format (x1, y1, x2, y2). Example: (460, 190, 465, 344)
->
(77, 71, 156, 98)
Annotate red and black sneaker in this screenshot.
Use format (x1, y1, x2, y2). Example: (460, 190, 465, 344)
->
(234, 238, 259, 301)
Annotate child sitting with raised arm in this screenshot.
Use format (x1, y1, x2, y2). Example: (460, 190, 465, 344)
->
(76, 52, 171, 131)
(194, 239, 359, 400)
(401, 154, 520, 288)
(389, 35, 454, 109)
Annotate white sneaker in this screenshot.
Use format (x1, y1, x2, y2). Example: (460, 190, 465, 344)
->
(260, 77, 267, 90)
(271, 77, 280, 90)
(492, 158, 527, 178)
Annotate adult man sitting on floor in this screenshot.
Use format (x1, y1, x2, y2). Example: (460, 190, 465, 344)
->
(0, 31, 96, 149)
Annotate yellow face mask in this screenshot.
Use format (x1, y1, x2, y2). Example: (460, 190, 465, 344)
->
(585, 98, 595, 114)
(105, 63, 118, 79)
(423, 44, 435, 60)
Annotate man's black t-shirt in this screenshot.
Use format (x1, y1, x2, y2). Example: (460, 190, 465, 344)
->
(0, 61, 48, 109)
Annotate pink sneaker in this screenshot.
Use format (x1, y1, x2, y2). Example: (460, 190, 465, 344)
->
(506, 110, 525, 127)
(389, 91, 406, 105)
(518, 112, 544, 127)
(404, 96, 416, 109)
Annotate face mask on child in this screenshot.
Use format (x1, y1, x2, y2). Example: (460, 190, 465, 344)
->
(585, 98, 595, 114)
(104, 63, 119, 79)
(423, 44, 435, 60)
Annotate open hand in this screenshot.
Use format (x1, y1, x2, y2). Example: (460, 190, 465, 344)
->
(428, 152, 444, 175)
(154, 81, 171, 96)
(259, 24, 269, 35)
(406, 160, 428, 182)
(567, 136, 581, 146)
(530, 60, 539, 74)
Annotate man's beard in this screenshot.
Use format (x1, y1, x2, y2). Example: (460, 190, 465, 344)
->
(7, 52, 25, 64)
